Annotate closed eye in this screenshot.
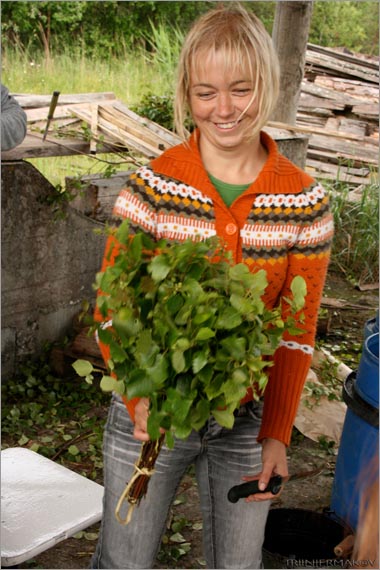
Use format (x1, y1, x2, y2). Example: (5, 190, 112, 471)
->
(233, 89, 252, 96)
(197, 92, 216, 100)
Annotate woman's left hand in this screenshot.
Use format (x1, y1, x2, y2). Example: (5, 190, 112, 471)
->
(242, 437, 288, 502)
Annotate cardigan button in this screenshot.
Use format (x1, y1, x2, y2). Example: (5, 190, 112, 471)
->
(225, 223, 238, 235)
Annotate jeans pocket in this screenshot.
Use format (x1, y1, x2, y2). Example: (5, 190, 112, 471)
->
(247, 399, 264, 423)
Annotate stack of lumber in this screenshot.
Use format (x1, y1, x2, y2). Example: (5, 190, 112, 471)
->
(19, 92, 180, 159)
(13, 43, 378, 186)
(296, 43, 379, 185)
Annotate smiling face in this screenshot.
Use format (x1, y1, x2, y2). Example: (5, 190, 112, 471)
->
(189, 50, 259, 153)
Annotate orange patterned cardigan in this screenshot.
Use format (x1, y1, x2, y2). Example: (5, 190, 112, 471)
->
(94, 129, 333, 446)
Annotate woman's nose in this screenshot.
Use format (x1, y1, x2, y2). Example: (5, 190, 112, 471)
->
(216, 93, 234, 117)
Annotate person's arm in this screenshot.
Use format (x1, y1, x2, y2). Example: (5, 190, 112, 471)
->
(1, 84, 27, 151)
(253, 182, 334, 496)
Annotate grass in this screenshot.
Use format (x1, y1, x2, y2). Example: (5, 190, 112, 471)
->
(328, 181, 379, 286)
(1, 45, 175, 104)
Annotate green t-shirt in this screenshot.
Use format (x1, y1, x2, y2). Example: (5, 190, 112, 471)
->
(208, 173, 250, 207)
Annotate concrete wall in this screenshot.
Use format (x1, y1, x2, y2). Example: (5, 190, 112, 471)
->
(1, 161, 106, 378)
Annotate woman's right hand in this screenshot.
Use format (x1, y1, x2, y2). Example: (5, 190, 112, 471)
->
(133, 397, 151, 441)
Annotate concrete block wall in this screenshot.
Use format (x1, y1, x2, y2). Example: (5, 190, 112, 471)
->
(1, 161, 106, 378)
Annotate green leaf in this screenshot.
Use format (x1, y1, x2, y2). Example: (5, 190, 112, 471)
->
(18, 434, 29, 446)
(192, 350, 208, 374)
(212, 408, 235, 429)
(100, 375, 119, 392)
(215, 307, 242, 330)
(165, 430, 175, 449)
(170, 532, 186, 543)
(68, 445, 80, 456)
(229, 263, 250, 280)
(166, 294, 184, 315)
(113, 310, 142, 337)
(222, 379, 248, 405)
(108, 340, 128, 363)
(126, 374, 155, 399)
(195, 327, 215, 341)
(171, 420, 192, 440)
(146, 354, 169, 385)
(116, 219, 131, 245)
(231, 367, 249, 384)
(230, 293, 255, 315)
(290, 276, 307, 311)
(220, 336, 246, 360)
(97, 326, 112, 345)
(72, 359, 94, 377)
(149, 254, 171, 281)
(172, 350, 186, 373)
(147, 408, 164, 441)
(190, 399, 210, 430)
(130, 232, 143, 261)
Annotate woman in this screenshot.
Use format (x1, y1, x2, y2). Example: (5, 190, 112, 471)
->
(92, 4, 333, 568)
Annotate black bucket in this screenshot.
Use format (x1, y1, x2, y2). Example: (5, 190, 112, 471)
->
(262, 508, 350, 569)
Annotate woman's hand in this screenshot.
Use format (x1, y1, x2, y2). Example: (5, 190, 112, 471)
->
(243, 437, 288, 502)
(133, 398, 151, 441)
(133, 398, 166, 442)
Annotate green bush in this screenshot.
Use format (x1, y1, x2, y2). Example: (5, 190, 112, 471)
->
(132, 93, 174, 131)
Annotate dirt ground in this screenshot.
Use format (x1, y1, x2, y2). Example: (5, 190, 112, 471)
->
(14, 270, 378, 570)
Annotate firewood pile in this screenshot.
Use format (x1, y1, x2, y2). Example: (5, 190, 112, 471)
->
(16, 43, 378, 186)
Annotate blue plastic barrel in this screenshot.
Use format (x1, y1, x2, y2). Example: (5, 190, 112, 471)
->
(356, 332, 379, 408)
(330, 372, 379, 530)
(364, 311, 379, 340)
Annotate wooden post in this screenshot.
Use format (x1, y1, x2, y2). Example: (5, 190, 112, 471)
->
(271, 1, 314, 124)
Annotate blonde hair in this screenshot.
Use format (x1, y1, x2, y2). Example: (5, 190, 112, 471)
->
(174, 2, 280, 142)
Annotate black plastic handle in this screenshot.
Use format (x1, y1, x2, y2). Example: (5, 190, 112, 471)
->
(227, 474, 283, 503)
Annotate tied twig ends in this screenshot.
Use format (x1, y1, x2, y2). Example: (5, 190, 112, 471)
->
(115, 434, 165, 525)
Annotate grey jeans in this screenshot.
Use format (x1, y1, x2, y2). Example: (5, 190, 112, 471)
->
(92, 393, 269, 569)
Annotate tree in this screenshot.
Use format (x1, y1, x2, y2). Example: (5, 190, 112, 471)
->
(271, 1, 313, 125)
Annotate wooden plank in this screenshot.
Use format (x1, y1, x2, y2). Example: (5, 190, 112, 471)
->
(314, 76, 379, 101)
(90, 104, 98, 154)
(305, 50, 378, 83)
(267, 120, 361, 141)
(13, 92, 116, 108)
(112, 101, 181, 147)
(307, 43, 379, 72)
(307, 148, 372, 174)
(98, 104, 173, 151)
(306, 160, 371, 185)
(298, 93, 346, 111)
(1, 133, 92, 160)
(301, 79, 369, 107)
(324, 117, 368, 138)
(25, 101, 115, 123)
(351, 103, 379, 121)
(296, 113, 328, 127)
(308, 134, 378, 165)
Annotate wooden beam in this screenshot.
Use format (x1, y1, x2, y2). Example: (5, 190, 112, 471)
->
(13, 92, 116, 108)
